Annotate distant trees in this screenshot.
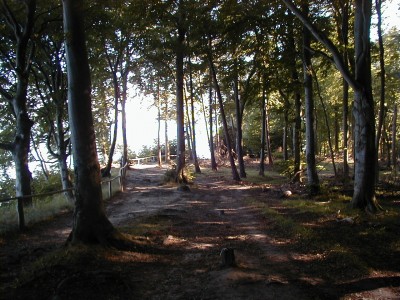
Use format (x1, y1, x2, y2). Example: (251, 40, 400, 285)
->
(0, 0, 399, 216)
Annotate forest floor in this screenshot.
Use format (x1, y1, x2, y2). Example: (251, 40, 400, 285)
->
(1, 160, 400, 299)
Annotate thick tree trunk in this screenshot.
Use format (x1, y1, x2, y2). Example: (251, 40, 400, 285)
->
(350, 0, 378, 211)
(282, 0, 379, 211)
(63, 0, 124, 246)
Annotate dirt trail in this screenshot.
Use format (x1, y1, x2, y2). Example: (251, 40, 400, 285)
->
(1, 164, 399, 299)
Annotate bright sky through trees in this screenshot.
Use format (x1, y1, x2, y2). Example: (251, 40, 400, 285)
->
(124, 0, 399, 159)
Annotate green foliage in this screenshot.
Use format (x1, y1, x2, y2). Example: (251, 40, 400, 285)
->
(32, 171, 63, 195)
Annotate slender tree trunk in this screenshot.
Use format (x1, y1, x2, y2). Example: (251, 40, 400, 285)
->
(164, 100, 170, 163)
(312, 64, 337, 177)
(302, 4, 320, 194)
(392, 105, 397, 174)
(287, 13, 302, 183)
(188, 55, 201, 173)
(233, 66, 246, 178)
(265, 96, 274, 165)
(279, 90, 290, 161)
(175, 11, 186, 183)
(63, 0, 124, 246)
(375, 0, 386, 182)
(208, 54, 240, 181)
(157, 82, 162, 168)
(121, 69, 128, 184)
(259, 81, 266, 176)
(208, 67, 218, 170)
(102, 68, 119, 177)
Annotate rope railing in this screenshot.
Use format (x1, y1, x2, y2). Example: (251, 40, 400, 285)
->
(0, 163, 130, 204)
(0, 162, 130, 230)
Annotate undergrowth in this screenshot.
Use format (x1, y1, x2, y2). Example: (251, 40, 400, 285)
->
(250, 189, 400, 282)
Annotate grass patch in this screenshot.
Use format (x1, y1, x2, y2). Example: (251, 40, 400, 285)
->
(0, 194, 73, 235)
(251, 188, 400, 282)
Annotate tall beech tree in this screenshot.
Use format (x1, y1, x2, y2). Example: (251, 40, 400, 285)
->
(63, 0, 126, 245)
(0, 0, 36, 227)
(282, 0, 380, 211)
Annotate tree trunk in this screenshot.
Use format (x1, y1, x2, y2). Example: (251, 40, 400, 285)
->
(208, 67, 218, 170)
(312, 64, 337, 177)
(265, 96, 274, 165)
(302, 4, 320, 194)
(188, 54, 201, 173)
(287, 13, 302, 183)
(351, 0, 378, 211)
(392, 105, 397, 174)
(0, 0, 37, 216)
(157, 82, 162, 168)
(259, 81, 266, 176)
(164, 99, 170, 163)
(175, 11, 186, 183)
(233, 66, 246, 178)
(63, 0, 124, 246)
(279, 90, 290, 161)
(208, 54, 240, 181)
(121, 65, 129, 175)
(102, 66, 119, 177)
(374, 0, 386, 182)
(281, 0, 379, 211)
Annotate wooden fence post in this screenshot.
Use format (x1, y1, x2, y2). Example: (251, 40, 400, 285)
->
(17, 197, 25, 230)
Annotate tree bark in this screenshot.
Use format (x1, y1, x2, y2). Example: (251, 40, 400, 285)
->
(233, 69, 246, 178)
(392, 105, 397, 174)
(208, 67, 218, 170)
(208, 54, 240, 181)
(0, 0, 37, 213)
(259, 79, 266, 176)
(63, 0, 125, 246)
(188, 54, 201, 173)
(121, 64, 129, 177)
(374, 0, 386, 182)
(302, 3, 319, 194)
(175, 7, 186, 183)
(101, 55, 120, 177)
(281, 0, 379, 211)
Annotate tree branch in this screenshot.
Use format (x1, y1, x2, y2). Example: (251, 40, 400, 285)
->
(281, 0, 359, 91)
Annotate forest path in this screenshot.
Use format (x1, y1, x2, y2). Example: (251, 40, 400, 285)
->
(1, 164, 399, 299)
